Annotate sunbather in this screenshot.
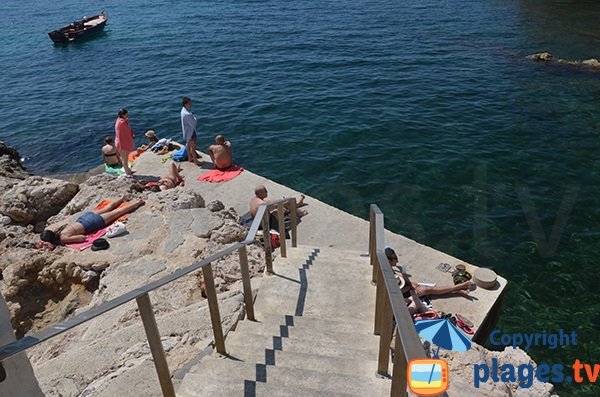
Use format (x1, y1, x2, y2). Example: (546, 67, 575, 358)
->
(102, 136, 122, 167)
(155, 162, 185, 190)
(208, 135, 232, 170)
(385, 247, 472, 298)
(40, 196, 144, 245)
(138, 130, 159, 151)
(250, 185, 308, 218)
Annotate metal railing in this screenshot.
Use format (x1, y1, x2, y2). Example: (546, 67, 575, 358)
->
(0, 197, 299, 397)
(369, 204, 426, 397)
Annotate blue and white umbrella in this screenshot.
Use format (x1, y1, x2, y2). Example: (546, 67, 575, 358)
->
(415, 319, 472, 352)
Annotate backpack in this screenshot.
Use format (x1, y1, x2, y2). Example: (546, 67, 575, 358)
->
(172, 146, 187, 162)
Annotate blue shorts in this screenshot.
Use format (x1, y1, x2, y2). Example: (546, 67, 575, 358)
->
(76, 212, 106, 234)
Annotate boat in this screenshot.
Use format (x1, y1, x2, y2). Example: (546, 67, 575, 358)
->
(48, 12, 108, 43)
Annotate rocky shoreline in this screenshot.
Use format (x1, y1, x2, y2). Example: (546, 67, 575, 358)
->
(0, 141, 269, 395)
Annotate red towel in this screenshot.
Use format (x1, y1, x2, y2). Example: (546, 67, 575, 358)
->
(128, 149, 144, 163)
(94, 199, 129, 222)
(65, 227, 107, 251)
(198, 165, 244, 183)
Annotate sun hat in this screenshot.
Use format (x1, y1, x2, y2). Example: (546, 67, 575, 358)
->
(144, 130, 157, 139)
(473, 268, 497, 289)
(91, 238, 110, 251)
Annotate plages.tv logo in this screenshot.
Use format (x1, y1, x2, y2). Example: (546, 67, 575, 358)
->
(407, 358, 449, 396)
(474, 329, 599, 388)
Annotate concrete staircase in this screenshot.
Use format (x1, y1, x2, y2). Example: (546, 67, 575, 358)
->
(176, 245, 391, 397)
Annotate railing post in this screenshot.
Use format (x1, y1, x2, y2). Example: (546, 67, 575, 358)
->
(391, 330, 408, 397)
(377, 286, 393, 376)
(238, 245, 255, 321)
(374, 264, 385, 335)
(290, 198, 298, 248)
(370, 206, 377, 283)
(277, 203, 287, 258)
(203, 263, 226, 355)
(136, 293, 176, 397)
(261, 211, 273, 273)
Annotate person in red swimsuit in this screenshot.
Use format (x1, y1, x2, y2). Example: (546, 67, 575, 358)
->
(114, 108, 136, 176)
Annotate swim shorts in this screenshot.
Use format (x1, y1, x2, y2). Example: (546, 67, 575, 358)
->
(76, 212, 106, 234)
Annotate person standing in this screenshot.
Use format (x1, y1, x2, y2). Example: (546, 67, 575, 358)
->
(180, 96, 201, 166)
(114, 108, 135, 175)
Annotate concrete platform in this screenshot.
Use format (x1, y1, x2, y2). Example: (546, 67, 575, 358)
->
(130, 149, 507, 341)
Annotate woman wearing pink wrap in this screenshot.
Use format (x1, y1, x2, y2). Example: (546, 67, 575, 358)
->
(114, 108, 135, 175)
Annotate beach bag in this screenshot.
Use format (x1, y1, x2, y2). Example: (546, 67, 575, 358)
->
(172, 146, 187, 162)
(270, 230, 281, 249)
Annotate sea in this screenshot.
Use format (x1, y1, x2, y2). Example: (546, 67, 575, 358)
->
(1, 0, 599, 395)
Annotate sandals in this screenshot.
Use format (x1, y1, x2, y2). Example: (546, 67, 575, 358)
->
(413, 310, 440, 321)
(437, 262, 454, 273)
(440, 312, 475, 335)
(455, 313, 475, 335)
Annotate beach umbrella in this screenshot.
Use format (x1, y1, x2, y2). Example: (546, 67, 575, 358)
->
(415, 319, 472, 352)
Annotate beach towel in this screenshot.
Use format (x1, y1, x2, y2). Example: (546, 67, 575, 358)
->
(128, 149, 144, 163)
(198, 165, 244, 183)
(104, 163, 125, 175)
(63, 198, 130, 251)
(65, 227, 107, 251)
(93, 199, 130, 222)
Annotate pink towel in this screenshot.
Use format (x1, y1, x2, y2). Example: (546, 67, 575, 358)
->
(65, 227, 107, 251)
(198, 165, 244, 183)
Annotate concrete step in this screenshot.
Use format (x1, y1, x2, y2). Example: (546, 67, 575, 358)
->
(177, 375, 370, 397)
(227, 321, 378, 346)
(223, 332, 379, 361)
(180, 359, 390, 396)
(241, 313, 375, 335)
(268, 349, 381, 377)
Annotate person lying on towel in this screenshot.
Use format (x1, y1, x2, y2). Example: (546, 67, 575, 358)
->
(143, 162, 185, 192)
(40, 196, 144, 245)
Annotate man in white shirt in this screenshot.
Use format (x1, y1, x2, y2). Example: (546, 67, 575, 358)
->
(180, 96, 201, 166)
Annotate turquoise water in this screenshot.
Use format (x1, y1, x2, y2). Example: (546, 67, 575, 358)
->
(2, 0, 600, 394)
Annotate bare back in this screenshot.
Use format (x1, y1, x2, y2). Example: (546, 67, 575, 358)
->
(102, 144, 120, 165)
(249, 196, 266, 217)
(209, 142, 232, 169)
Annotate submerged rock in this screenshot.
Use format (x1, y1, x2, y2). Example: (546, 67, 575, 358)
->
(528, 52, 600, 73)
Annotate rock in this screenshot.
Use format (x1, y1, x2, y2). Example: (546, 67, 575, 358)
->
(581, 58, 600, 67)
(207, 200, 225, 212)
(153, 188, 206, 211)
(0, 141, 23, 164)
(528, 52, 553, 62)
(0, 177, 78, 225)
(210, 222, 247, 244)
(528, 52, 600, 73)
(0, 142, 29, 180)
(441, 343, 558, 397)
(190, 209, 224, 238)
(1, 215, 11, 225)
